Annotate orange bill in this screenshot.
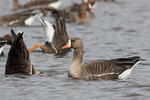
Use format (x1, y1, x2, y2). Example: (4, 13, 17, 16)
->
(62, 42, 71, 49)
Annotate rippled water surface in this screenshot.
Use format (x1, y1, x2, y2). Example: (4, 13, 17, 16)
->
(0, 0, 150, 100)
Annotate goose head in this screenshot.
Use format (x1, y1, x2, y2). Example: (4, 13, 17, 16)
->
(62, 38, 83, 49)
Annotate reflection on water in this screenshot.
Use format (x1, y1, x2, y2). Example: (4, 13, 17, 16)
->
(0, 0, 150, 100)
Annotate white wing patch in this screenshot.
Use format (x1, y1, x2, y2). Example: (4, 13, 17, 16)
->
(119, 61, 141, 80)
(8, 20, 19, 26)
(38, 17, 55, 43)
(89, 72, 116, 78)
(25, 14, 37, 26)
(48, 0, 61, 9)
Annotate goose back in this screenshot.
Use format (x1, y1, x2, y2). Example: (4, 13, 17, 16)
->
(5, 29, 35, 75)
(0, 10, 36, 26)
(81, 56, 141, 80)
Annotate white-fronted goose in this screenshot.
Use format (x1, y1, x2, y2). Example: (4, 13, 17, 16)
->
(5, 29, 35, 75)
(29, 10, 71, 55)
(13, 0, 60, 10)
(64, 0, 95, 24)
(0, 10, 40, 27)
(62, 38, 141, 80)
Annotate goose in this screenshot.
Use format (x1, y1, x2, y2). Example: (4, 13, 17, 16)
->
(62, 38, 141, 80)
(5, 29, 35, 75)
(12, 0, 60, 10)
(0, 10, 41, 27)
(29, 10, 71, 55)
(0, 34, 13, 56)
(63, 0, 95, 24)
(96, 0, 115, 2)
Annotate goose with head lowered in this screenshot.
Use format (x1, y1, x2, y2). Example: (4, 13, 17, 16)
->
(29, 10, 71, 55)
(96, 0, 115, 2)
(62, 38, 142, 80)
(0, 10, 42, 27)
(5, 29, 37, 75)
(13, 0, 61, 10)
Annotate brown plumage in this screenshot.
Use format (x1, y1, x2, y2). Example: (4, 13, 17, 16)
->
(5, 29, 35, 75)
(64, 0, 95, 24)
(96, 0, 115, 2)
(13, 0, 58, 10)
(62, 38, 141, 80)
(29, 10, 71, 55)
(0, 10, 36, 27)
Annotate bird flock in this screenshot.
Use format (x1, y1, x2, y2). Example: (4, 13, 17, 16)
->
(0, 0, 142, 80)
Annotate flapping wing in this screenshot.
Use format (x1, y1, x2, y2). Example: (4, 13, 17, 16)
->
(51, 10, 69, 52)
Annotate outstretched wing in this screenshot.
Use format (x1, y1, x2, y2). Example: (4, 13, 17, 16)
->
(51, 10, 69, 53)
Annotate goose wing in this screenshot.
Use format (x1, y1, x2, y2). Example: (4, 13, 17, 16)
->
(51, 10, 69, 53)
(82, 56, 141, 80)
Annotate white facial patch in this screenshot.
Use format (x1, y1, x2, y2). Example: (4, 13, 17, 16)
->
(68, 39, 71, 47)
(83, 0, 88, 3)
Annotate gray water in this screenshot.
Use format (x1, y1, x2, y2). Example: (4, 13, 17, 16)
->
(0, 0, 150, 100)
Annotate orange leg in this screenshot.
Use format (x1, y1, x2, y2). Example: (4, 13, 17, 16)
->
(28, 43, 41, 52)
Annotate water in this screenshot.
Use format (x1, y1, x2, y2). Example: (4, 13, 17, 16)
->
(0, 0, 150, 100)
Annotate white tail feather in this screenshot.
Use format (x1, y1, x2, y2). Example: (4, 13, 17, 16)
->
(38, 16, 55, 42)
(119, 61, 141, 80)
(48, 0, 61, 9)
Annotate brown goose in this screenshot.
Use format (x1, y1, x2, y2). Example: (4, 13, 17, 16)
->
(96, 0, 115, 2)
(5, 29, 35, 75)
(13, 0, 60, 10)
(0, 10, 40, 27)
(64, 0, 95, 24)
(0, 34, 13, 56)
(29, 10, 71, 55)
(62, 38, 141, 80)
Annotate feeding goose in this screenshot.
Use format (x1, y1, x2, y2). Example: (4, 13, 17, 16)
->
(62, 38, 142, 80)
(5, 29, 36, 75)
